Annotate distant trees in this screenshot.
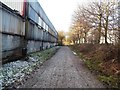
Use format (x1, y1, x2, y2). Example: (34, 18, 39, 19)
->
(68, 1, 119, 45)
(58, 31, 65, 45)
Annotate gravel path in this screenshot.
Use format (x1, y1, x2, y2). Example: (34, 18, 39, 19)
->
(21, 46, 105, 88)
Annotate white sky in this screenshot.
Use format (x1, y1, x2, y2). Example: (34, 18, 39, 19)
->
(38, 0, 94, 32)
(1, 0, 117, 32)
(1, 0, 99, 32)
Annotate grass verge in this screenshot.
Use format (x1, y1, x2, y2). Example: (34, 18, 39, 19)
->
(69, 44, 120, 89)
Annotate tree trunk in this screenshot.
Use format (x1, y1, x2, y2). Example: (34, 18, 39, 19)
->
(84, 32, 87, 43)
(105, 28, 108, 44)
(98, 14, 102, 44)
(118, 43, 120, 63)
(118, 24, 120, 63)
(105, 16, 108, 44)
(118, 1, 120, 63)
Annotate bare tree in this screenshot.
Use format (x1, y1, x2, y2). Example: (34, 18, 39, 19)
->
(82, 2, 103, 44)
(69, 1, 119, 45)
(117, 1, 120, 63)
(58, 31, 65, 45)
(69, 6, 91, 44)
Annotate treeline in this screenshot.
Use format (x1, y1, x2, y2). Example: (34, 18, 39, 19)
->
(68, 1, 120, 87)
(68, 1, 119, 45)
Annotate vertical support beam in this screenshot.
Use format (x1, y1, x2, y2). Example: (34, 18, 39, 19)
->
(22, 1, 28, 56)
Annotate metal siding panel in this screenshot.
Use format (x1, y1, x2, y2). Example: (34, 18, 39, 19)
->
(0, 8, 1, 32)
(2, 10, 9, 32)
(38, 4, 43, 18)
(1, 7, 25, 35)
(27, 1, 57, 37)
(35, 13, 39, 24)
(21, 21, 25, 35)
(38, 17, 42, 26)
(40, 29, 43, 40)
(46, 25, 48, 31)
(1, 0, 24, 16)
(10, 15, 14, 33)
(39, 29, 41, 40)
(34, 25, 38, 39)
(38, 28, 40, 40)
(43, 22, 45, 29)
(36, 28, 39, 40)
(2, 34, 22, 52)
(27, 40, 42, 53)
(28, 7, 39, 24)
(28, 6, 35, 22)
(27, 21, 34, 39)
(27, 23, 30, 39)
(34, 25, 36, 39)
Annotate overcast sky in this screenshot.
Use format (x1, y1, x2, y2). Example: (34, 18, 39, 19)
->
(38, 0, 95, 32)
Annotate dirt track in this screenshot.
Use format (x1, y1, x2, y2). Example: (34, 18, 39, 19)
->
(21, 46, 104, 88)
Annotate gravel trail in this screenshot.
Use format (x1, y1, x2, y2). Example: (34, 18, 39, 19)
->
(21, 46, 104, 88)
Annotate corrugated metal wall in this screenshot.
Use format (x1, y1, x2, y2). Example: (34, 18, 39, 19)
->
(2, 34, 25, 59)
(1, 0, 58, 63)
(26, 21, 43, 40)
(1, 6, 25, 35)
(27, 1, 58, 38)
(26, 0, 58, 52)
(1, 3, 25, 60)
(27, 40, 42, 53)
(0, 0, 25, 16)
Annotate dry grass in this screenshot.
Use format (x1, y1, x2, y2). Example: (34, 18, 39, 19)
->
(69, 44, 120, 88)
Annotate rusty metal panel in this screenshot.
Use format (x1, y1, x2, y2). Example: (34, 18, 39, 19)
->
(1, 7, 25, 35)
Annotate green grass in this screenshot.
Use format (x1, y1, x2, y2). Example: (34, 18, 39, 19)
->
(31, 46, 59, 61)
(98, 75, 118, 88)
(84, 59, 100, 71)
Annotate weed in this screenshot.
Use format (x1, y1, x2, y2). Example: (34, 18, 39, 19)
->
(98, 75, 118, 88)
